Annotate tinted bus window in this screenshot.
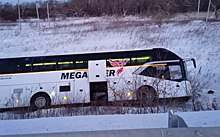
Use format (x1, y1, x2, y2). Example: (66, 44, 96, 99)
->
(131, 56, 151, 65)
(75, 60, 88, 69)
(32, 57, 57, 72)
(11, 58, 32, 73)
(139, 63, 183, 81)
(0, 59, 12, 74)
(57, 56, 74, 70)
(169, 65, 183, 80)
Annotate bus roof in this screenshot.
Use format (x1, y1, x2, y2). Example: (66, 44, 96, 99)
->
(0, 48, 152, 59)
(0, 48, 181, 61)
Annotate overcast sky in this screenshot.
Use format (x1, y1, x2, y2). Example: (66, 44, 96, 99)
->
(0, 0, 66, 4)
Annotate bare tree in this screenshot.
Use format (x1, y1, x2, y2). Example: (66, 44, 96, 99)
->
(67, 0, 87, 17)
(211, 1, 220, 19)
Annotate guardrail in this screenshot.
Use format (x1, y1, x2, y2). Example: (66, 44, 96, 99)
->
(168, 110, 188, 128)
(1, 127, 220, 137)
(1, 110, 220, 137)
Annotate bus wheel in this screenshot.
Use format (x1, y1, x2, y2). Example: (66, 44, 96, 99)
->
(31, 93, 50, 109)
(137, 86, 157, 107)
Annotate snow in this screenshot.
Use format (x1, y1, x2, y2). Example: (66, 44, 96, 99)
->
(1, 16, 220, 135)
(0, 17, 219, 91)
(0, 110, 220, 135)
(176, 110, 220, 128)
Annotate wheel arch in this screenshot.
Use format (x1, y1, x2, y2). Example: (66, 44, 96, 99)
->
(136, 85, 159, 106)
(30, 92, 52, 107)
(136, 85, 157, 96)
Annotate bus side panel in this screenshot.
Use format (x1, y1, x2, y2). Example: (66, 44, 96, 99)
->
(75, 78, 90, 103)
(107, 67, 139, 101)
(26, 84, 40, 106)
(138, 75, 189, 98)
(39, 83, 56, 104)
(0, 85, 30, 108)
(10, 85, 30, 107)
(0, 86, 11, 108)
(25, 83, 55, 106)
(107, 77, 118, 101)
(55, 81, 74, 105)
(107, 66, 190, 101)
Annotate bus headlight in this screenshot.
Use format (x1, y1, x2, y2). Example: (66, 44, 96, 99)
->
(127, 92, 131, 96)
(63, 96, 67, 100)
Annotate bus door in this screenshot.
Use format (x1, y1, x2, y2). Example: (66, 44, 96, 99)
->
(88, 60, 108, 102)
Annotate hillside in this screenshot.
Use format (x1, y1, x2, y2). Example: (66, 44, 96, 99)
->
(1, 16, 220, 91)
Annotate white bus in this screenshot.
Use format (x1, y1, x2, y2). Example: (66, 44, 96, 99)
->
(0, 48, 196, 109)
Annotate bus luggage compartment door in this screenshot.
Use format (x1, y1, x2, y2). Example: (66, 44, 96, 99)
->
(88, 60, 107, 82)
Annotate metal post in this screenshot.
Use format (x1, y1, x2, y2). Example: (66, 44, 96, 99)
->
(197, 0, 201, 19)
(47, 2, 50, 21)
(36, 3, 39, 20)
(206, 0, 212, 22)
(168, 110, 188, 128)
(18, 0, 21, 30)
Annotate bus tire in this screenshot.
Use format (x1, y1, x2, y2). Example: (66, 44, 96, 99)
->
(136, 86, 158, 107)
(31, 93, 50, 109)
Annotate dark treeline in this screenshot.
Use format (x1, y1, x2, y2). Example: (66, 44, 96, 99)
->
(0, 0, 220, 22)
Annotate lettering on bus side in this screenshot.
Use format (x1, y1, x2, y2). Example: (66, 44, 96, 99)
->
(61, 70, 116, 80)
(106, 70, 116, 77)
(61, 72, 88, 80)
(0, 75, 12, 80)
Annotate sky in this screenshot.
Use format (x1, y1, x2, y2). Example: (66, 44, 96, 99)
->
(0, 0, 67, 4)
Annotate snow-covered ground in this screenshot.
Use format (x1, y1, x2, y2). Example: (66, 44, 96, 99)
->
(0, 16, 220, 135)
(0, 16, 220, 92)
(0, 110, 220, 135)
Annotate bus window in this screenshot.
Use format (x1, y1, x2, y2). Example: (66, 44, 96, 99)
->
(57, 56, 74, 70)
(169, 65, 183, 80)
(140, 64, 170, 79)
(58, 57, 87, 70)
(60, 85, 71, 92)
(131, 56, 151, 65)
(58, 61, 73, 70)
(139, 63, 183, 81)
(10, 58, 32, 73)
(0, 59, 12, 74)
(75, 60, 87, 69)
(32, 57, 57, 72)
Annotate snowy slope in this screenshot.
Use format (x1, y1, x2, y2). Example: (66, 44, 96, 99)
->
(0, 110, 220, 135)
(0, 16, 220, 135)
(0, 17, 219, 91)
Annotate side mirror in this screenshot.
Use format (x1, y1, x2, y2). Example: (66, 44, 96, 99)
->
(191, 58, 196, 68)
(184, 58, 196, 68)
